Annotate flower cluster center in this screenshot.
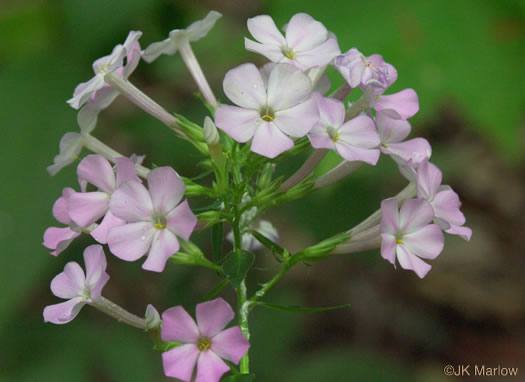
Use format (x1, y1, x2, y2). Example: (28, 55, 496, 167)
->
(197, 337, 212, 352)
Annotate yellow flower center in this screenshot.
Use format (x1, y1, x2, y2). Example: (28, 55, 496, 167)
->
(198, 337, 212, 352)
(396, 239, 403, 244)
(327, 126, 339, 142)
(282, 47, 295, 59)
(153, 215, 167, 230)
(261, 108, 275, 122)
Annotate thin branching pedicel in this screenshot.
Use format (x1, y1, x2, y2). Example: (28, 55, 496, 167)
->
(43, 10, 471, 382)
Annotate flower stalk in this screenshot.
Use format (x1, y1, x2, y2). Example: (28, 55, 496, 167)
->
(90, 297, 147, 330)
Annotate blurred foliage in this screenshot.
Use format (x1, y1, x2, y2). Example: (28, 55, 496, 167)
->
(0, 0, 523, 381)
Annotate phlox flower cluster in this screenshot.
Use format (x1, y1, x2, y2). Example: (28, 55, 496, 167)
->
(43, 10, 470, 381)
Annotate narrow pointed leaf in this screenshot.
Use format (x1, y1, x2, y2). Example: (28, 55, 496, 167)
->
(254, 301, 350, 313)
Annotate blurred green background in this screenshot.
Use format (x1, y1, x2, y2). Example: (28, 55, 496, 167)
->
(1, 0, 524, 381)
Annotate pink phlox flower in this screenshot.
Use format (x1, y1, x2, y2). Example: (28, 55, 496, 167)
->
(375, 111, 431, 167)
(161, 298, 250, 382)
(308, 93, 380, 165)
(245, 13, 340, 71)
(67, 31, 142, 110)
(417, 159, 472, 241)
(215, 63, 319, 158)
(334, 48, 397, 92)
(77, 37, 143, 134)
(108, 166, 197, 272)
(43, 245, 109, 324)
(67, 155, 140, 244)
(142, 11, 222, 63)
(43, 187, 85, 256)
(380, 197, 445, 278)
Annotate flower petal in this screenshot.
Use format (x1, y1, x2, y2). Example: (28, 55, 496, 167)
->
(382, 138, 432, 167)
(211, 326, 250, 363)
(417, 160, 442, 200)
(161, 306, 200, 343)
(380, 197, 400, 234)
(115, 157, 140, 187)
(274, 97, 319, 137)
(77, 155, 116, 193)
(247, 15, 286, 46)
(335, 144, 380, 165)
(142, 38, 176, 63)
(432, 189, 465, 226)
(110, 180, 153, 222)
(374, 89, 419, 120)
(293, 38, 340, 69)
(43, 227, 80, 255)
(195, 350, 230, 382)
(402, 224, 444, 260)
(67, 75, 105, 110)
(445, 224, 472, 241)
(196, 298, 234, 338)
(51, 262, 85, 299)
(185, 11, 222, 42)
(67, 191, 109, 227)
(396, 245, 432, 279)
(43, 297, 86, 325)
(148, 167, 185, 213)
(399, 198, 435, 233)
(375, 111, 411, 144)
(380, 234, 397, 265)
(162, 344, 200, 382)
(47, 132, 84, 176)
(214, 105, 260, 143)
(90, 210, 125, 244)
(267, 64, 312, 111)
(142, 229, 179, 272)
(52, 187, 75, 225)
(83, 245, 108, 290)
(307, 123, 336, 150)
(339, 116, 381, 148)
(251, 122, 294, 159)
(223, 63, 266, 109)
(285, 13, 328, 51)
(166, 200, 197, 241)
(244, 38, 285, 63)
(315, 93, 345, 128)
(107, 222, 155, 262)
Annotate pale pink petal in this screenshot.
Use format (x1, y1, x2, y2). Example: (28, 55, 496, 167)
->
(196, 298, 234, 338)
(123, 41, 142, 78)
(166, 200, 197, 241)
(251, 122, 294, 159)
(47, 132, 84, 176)
(67, 191, 109, 227)
(247, 15, 286, 46)
(90, 210, 126, 244)
(223, 63, 266, 109)
(77, 155, 116, 193)
(307, 123, 335, 149)
(115, 157, 140, 187)
(211, 326, 250, 363)
(185, 11, 222, 42)
(107, 222, 155, 262)
(244, 38, 285, 63)
(195, 350, 230, 382)
(380, 198, 400, 234)
(43, 297, 86, 324)
(432, 190, 465, 226)
(43, 227, 80, 255)
(109, 180, 153, 222)
(335, 143, 380, 165)
(50, 262, 85, 299)
(142, 230, 179, 272)
(83, 245, 108, 288)
(417, 160, 442, 200)
(375, 111, 411, 144)
(399, 198, 435, 233)
(148, 167, 185, 213)
(162, 344, 200, 382)
(285, 13, 327, 51)
(52, 188, 75, 224)
(315, 93, 344, 128)
(161, 306, 200, 343)
(375, 89, 419, 120)
(380, 234, 397, 265)
(274, 98, 319, 137)
(67, 75, 105, 109)
(339, 116, 380, 147)
(382, 138, 432, 167)
(402, 224, 444, 260)
(267, 64, 312, 111)
(215, 105, 260, 143)
(142, 38, 175, 63)
(396, 245, 432, 279)
(294, 38, 340, 69)
(445, 224, 472, 241)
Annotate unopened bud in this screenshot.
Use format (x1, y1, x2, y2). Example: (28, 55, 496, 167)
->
(145, 304, 161, 330)
(203, 116, 220, 146)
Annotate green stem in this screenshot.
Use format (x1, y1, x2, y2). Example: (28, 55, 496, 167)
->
(250, 262, 293, 304)
(237, 281, 250, 373)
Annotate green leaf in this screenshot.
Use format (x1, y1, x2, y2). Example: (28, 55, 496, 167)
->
(254, 301, 350, 313)
(248, 230, 285, 261)
(223, 250, 255, 289)
(201, 279, 229, 302)
(212, 222, 224, 263)
(223, 374, 255, 382)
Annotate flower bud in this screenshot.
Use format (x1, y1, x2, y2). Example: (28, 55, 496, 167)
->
(203, 116, 220, 146)
(145, 304, 161, 330)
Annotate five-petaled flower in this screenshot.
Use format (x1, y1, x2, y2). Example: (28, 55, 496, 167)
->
(161, 298, 250, 382)
(108, 166, 197, 272)
(380, 198, 445, 278)
(43, 245, 109, 324)
(215, 63, 319, 158)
